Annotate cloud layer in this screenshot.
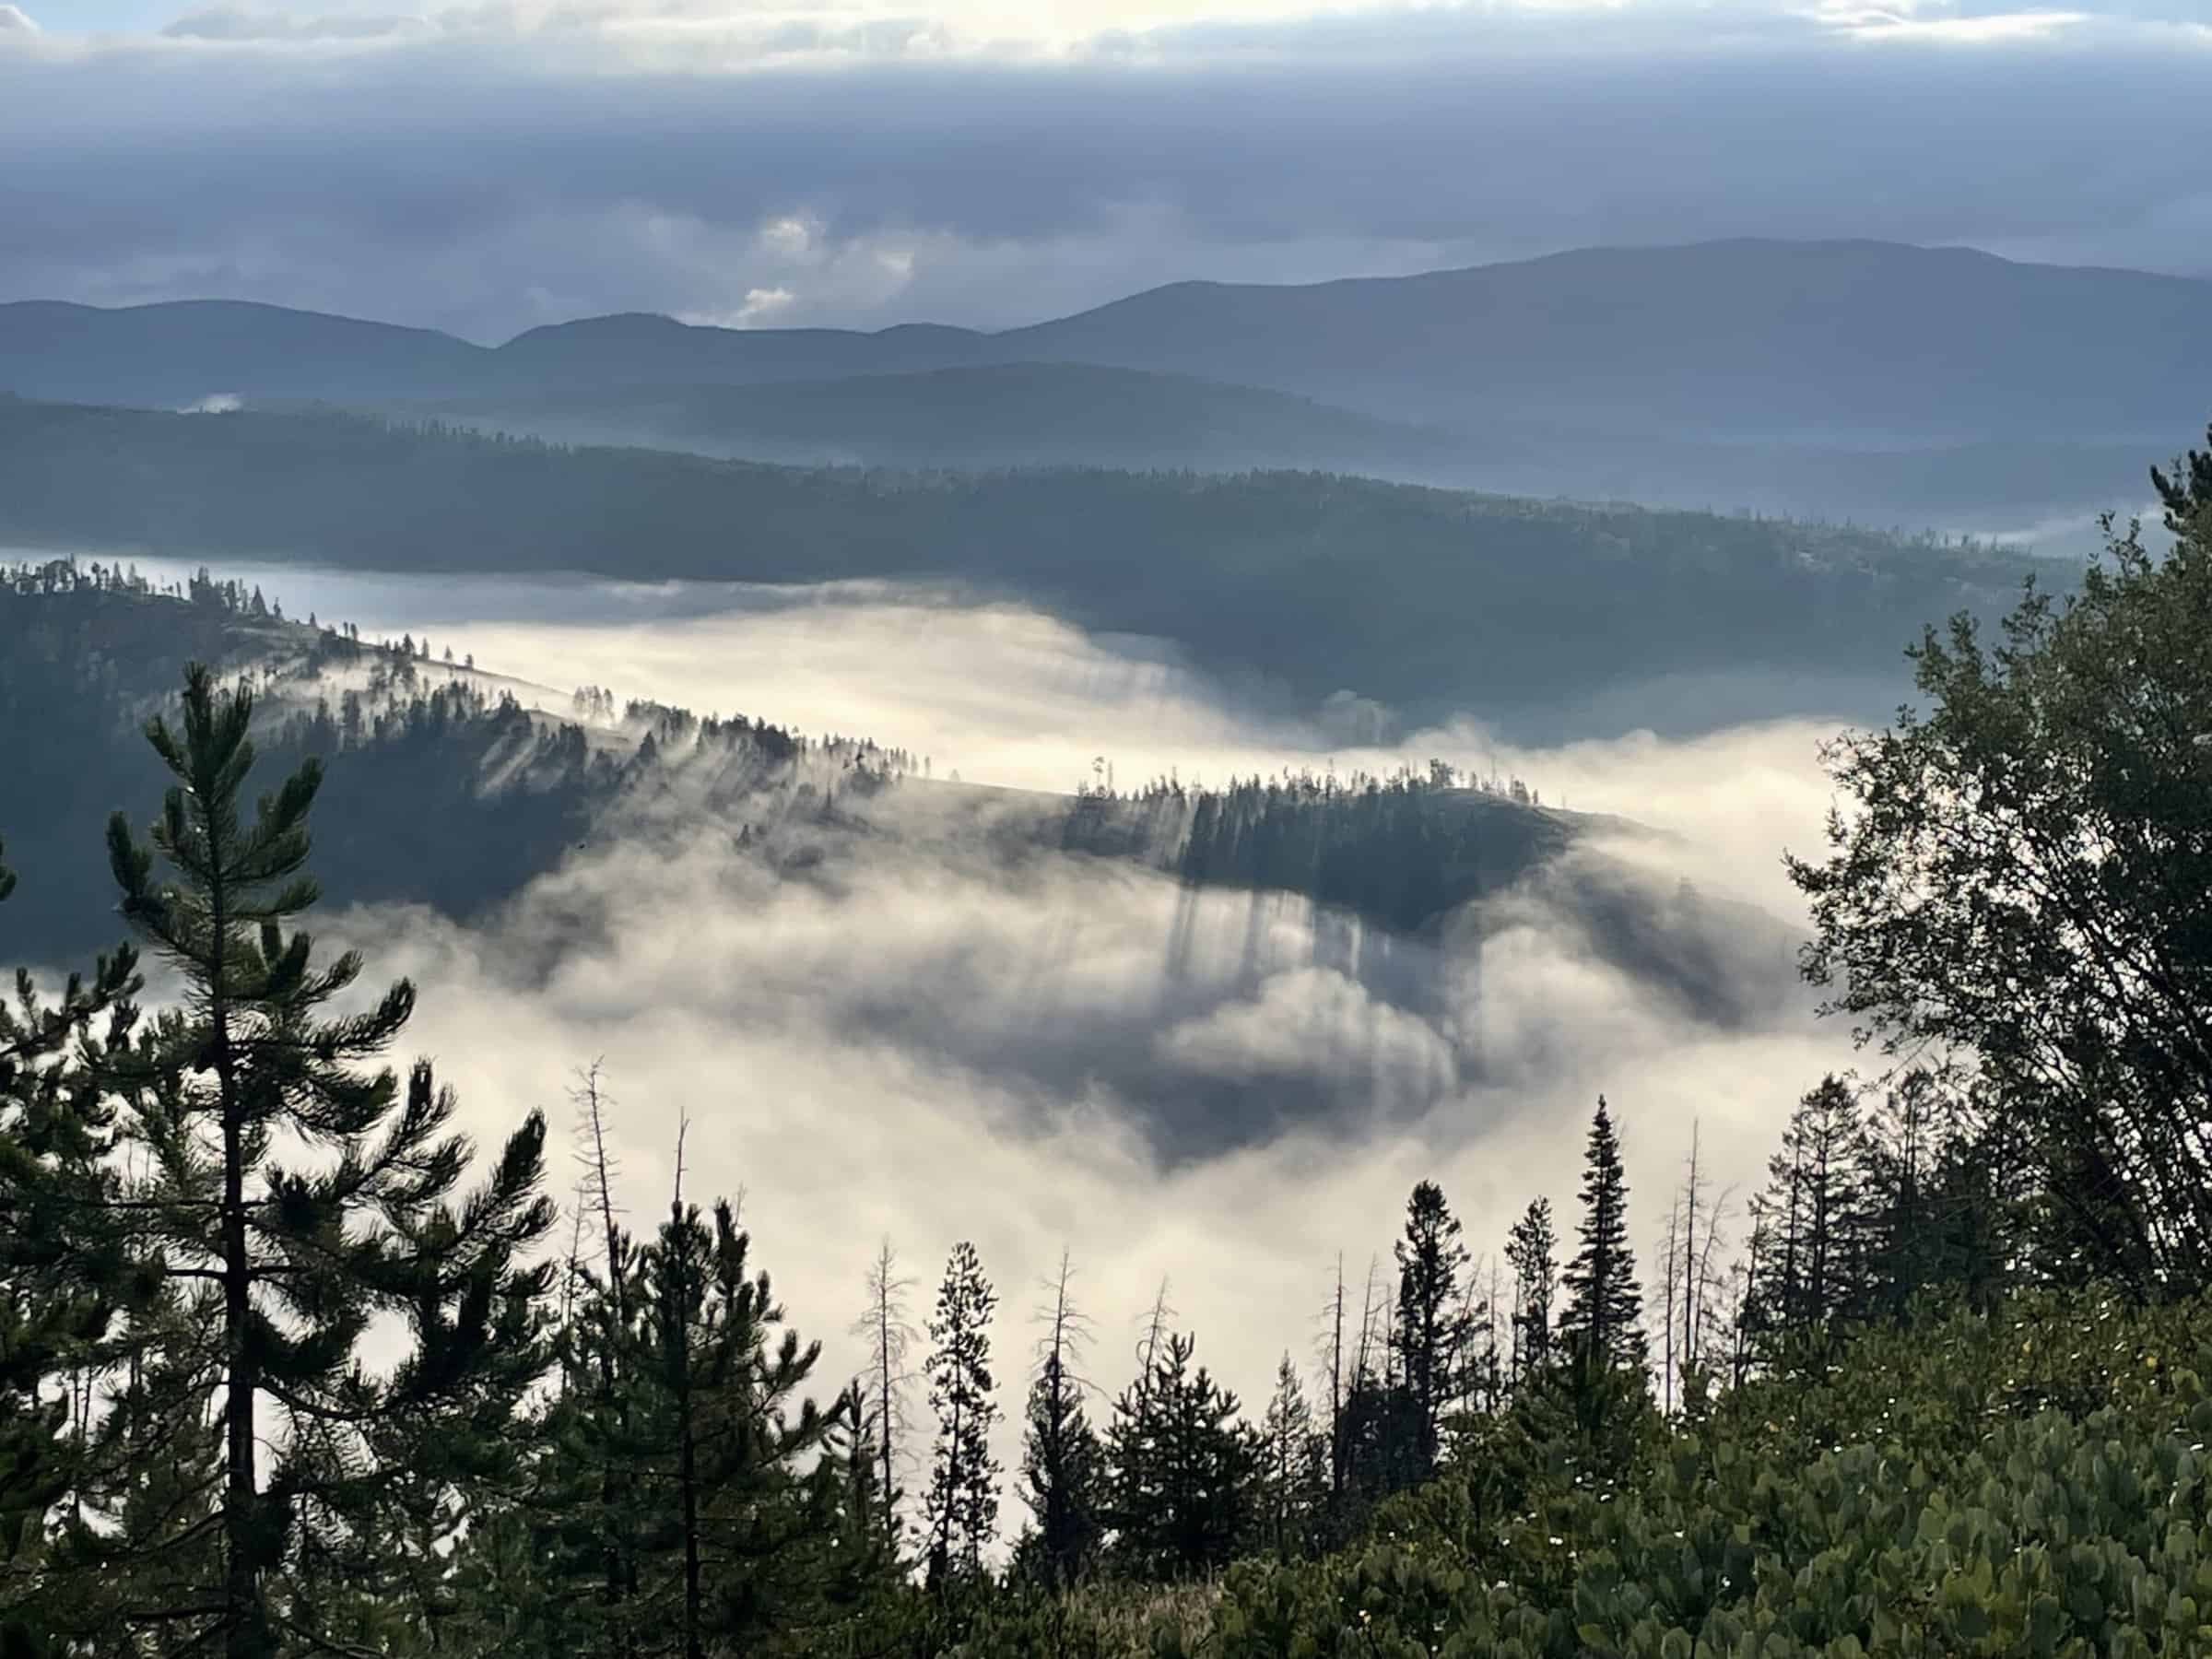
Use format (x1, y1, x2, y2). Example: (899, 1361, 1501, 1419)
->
(334, 784, 1847, 1544)
(152, 565, 1861, 1539)
(6, 1, 2210, 336)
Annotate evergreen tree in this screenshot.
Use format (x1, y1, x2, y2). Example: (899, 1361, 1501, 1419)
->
(1105, 1333, 1253, 1581)
(1505, 1196, 1559, 1380)
(923, 1241, 1000, 1590)
(0, 838, 143, 1653)
(1391, 1180, 1472, 1470)
(1749, 1076, 1867, 1331)
(1253, 1354, 1326, 1562)
(1856, 1068, 1950, 1319)
(1560, 1098, 1645, 1370)
(91, 665, 558, 1658)
(634, 1182, 850, 1654)
(1017, 1251, 1102, 1591)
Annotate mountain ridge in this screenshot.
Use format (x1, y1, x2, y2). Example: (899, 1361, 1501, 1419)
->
(6, 237, 2207, 441)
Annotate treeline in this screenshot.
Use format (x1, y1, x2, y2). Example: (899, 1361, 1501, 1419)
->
(0, 396, 2047, 726)
(1064, 764, 1570, 932)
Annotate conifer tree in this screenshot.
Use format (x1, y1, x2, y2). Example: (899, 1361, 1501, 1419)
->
(1254, 1354, 1326, 1562)
(1392, 1180, 1472, 1469)
(1505, 1196, 1559, 1379)
(0, 838, 144, 1652)
(923, 1241, 1000, 1590)
(1017, 1251, 1102, 1591)
(1105, 1333, 1253, 1581)
(1750, 1076, 1867, 1330)
(92, 665, 557, 1658)
(1560, 1098, 1645, 1370)
(634, 1178, 848, 1655)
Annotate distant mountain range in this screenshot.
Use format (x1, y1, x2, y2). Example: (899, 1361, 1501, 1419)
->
(6, 239, 2203, 530)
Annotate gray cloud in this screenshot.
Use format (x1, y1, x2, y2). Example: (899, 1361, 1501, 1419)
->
(3, 7, 2209, 335)
(161, 8, 426, 40)
(0, 4, 37, 32)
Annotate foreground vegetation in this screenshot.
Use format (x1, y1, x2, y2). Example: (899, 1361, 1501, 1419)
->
(2, 433, 2210, 1656)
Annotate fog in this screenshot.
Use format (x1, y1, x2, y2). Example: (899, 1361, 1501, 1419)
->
(80, 558, 1877, 1536)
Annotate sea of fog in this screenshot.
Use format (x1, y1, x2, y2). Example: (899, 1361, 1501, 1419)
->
(31, 550, 1874, 1520)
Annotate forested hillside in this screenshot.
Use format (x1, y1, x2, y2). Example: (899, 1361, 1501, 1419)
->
(2, 558, 1771, 1030)
(0, 397, 2050, 731)
(410, 363, 1472, 477)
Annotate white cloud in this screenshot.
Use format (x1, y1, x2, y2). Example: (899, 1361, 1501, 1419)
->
(0, 4, 38, 31)
(328, 777, 1847, 1543)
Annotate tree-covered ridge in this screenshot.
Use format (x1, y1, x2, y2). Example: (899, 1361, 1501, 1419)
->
(0, 560, 921, 963)
(0, 396, 2053, 729)
(2, 559, 1615, 966)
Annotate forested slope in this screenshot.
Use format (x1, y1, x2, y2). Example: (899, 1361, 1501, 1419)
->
(1, 559, 1682, 964)
(0, 397, 2049, 728)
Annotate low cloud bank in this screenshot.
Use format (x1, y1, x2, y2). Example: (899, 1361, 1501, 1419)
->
(152, 566, 1874, 1537)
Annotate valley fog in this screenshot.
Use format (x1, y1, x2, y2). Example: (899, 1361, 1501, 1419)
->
(88, 555, 1870, 1532)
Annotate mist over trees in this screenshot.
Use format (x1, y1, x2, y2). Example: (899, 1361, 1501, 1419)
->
(0, 395, 2052, 734)
(6, 429, 2212, 1653)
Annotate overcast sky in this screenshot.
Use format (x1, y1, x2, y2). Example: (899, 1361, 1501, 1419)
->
(6, 0, 2210, 337)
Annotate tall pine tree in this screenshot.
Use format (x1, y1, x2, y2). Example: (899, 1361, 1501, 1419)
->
(1560, 1098, 1645, 1370)
(1391, 1181, 1472, 1470)
(1505, 1196, 1559, 1380)
(0, 836, 144, 1653)
(923, 1241, 1000, 1590)
(96, 665, 558, 1658)
(1016, 1251, 1102, 1591)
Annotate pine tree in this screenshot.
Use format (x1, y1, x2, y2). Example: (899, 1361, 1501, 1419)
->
(635, 1179, 849, 1654)
(0, 837, 143, 1651)
(1750, 1076, 1867, 1331)
(1017, 1250, 1102, 1591)
(1560, 1098, 1645, 1370)
(1106, 1333, 1253, 1581)
(93, 665, 557, 1658)
(1391, 1180, 1472, 1470)
(1505, 1196, 1559, 1380)
(1254, 1354, 1326, 1562)
(923, 1241, 1000, 1590)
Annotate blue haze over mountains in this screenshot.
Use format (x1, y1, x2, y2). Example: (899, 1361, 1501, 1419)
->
(5, 238, 2202, 528)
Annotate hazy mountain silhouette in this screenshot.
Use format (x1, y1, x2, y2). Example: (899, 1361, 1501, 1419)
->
(8, 241, 2207, 449)
(417, 362, 1479, 475)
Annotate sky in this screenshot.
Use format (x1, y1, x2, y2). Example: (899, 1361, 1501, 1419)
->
(6, 0, 2212, 338)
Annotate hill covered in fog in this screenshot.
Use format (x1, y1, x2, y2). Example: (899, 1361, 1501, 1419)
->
(0, 562, 1797, 1076)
